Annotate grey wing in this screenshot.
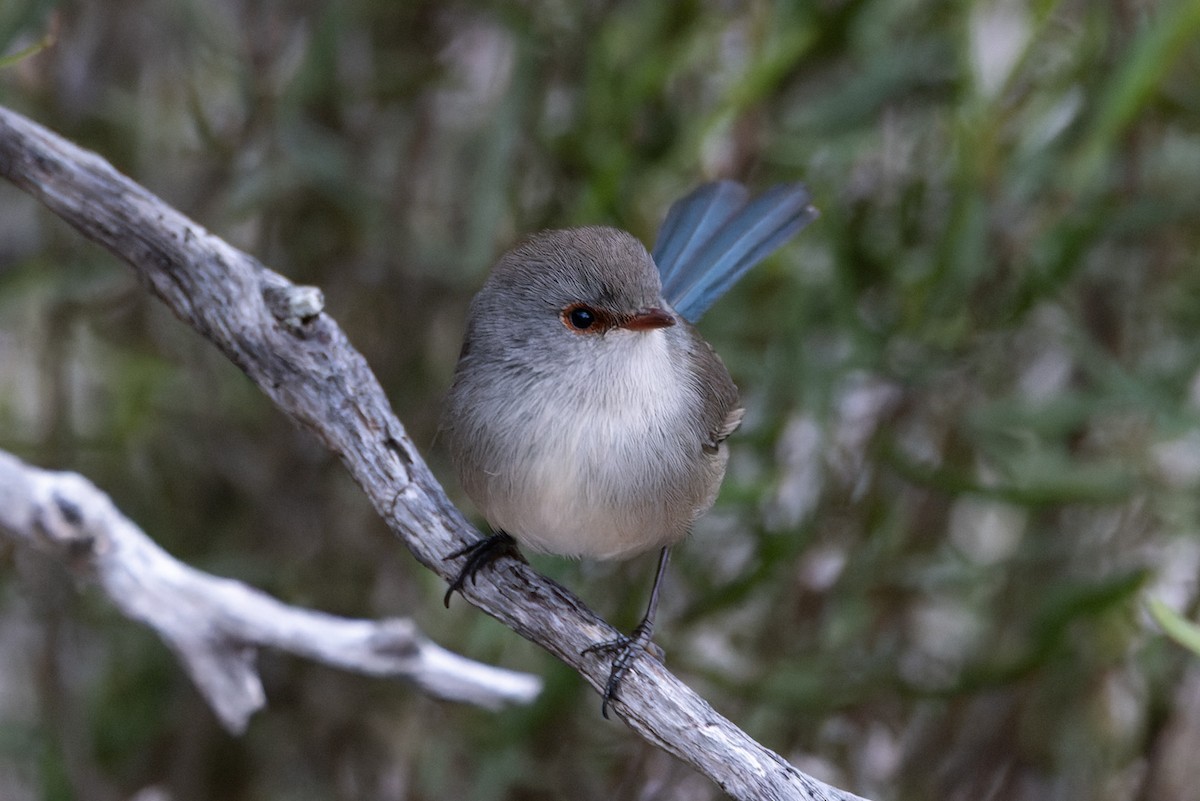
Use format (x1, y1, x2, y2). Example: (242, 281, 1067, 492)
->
(707, 404, 745, 454)
(678, 323, 742, 454)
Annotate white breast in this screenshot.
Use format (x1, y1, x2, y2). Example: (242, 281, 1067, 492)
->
(480, 328, 711, 560)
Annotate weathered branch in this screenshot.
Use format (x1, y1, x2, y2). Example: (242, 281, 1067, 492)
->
(0, 104, 868, 801)
(0, 450, 542, 732)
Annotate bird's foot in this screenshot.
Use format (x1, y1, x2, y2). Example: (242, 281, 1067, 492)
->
(582, 618, 662, 719)
(443, 531, 525, 607)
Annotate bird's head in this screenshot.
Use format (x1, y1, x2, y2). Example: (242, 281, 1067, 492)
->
(468, 226, 677, 359)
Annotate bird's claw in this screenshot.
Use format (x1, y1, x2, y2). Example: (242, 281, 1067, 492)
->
(443, 531, 524, 607)
(582, 619, 658, 719)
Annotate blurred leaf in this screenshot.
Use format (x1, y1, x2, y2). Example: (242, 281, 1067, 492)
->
(0, 5, 56, 69)
(0, 36, 50, 68)
(1149, 598, 1200, 657)
(1072, 0, 1200, 187)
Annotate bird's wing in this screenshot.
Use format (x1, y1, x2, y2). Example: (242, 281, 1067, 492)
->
(653, 180, 818, 323)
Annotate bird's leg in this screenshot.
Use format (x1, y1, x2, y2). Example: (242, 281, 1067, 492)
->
(443, 531, 526, 608)
(582, 546, 672, 718)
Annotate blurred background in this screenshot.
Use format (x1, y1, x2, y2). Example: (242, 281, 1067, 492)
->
(2, 1, 1200, 799)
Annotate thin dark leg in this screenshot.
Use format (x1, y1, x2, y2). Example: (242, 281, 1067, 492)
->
(582, 546, 672, 718)
(443, 531, 525, 608)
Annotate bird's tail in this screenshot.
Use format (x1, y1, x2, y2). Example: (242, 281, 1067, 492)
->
(652, 180, 818, 323)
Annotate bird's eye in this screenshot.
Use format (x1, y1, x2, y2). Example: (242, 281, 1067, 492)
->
(564, 305, 597, 331)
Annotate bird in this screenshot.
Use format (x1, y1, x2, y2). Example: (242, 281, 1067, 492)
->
(440, 180, 817, 717)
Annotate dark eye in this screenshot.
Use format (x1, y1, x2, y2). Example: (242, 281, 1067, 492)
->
(565, 305, 597, 331)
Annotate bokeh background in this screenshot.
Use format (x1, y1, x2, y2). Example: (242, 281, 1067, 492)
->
(2, 1, 1200, 799)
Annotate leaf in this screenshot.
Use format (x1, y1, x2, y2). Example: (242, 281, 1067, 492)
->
(1149, 598, 1200, 657)
(0, 14, 56, 69)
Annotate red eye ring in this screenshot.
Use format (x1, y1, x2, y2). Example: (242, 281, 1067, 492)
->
(562, 304, 599, 331)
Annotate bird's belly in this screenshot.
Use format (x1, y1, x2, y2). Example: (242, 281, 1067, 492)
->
(480, 422, 700, 561)
(483, 391, 713, 559)
(488, 452, 689, 560)
(458, 328, 728, 560)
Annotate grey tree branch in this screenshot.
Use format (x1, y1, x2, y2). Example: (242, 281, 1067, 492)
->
(0, 450, 543, 732)
(0, 104, 868, 801)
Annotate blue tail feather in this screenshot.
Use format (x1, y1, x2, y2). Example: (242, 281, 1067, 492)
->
(652, 180, 817, 322)
(654, 181, 749, 290)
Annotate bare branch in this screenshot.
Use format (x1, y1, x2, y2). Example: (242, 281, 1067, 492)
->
(0, 450, 542, 732)
(0, 104, 868, 801)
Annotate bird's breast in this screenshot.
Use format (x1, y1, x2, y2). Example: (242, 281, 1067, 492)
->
(465, 329, 726, 560)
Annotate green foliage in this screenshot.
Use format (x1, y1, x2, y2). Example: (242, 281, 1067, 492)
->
(1151, 599, 1200, 657)
(1, 0, 1199, 799)
(0, 3, 56, 69)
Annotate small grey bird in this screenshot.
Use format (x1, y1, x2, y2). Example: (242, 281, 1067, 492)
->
(441, 181, 817, 716)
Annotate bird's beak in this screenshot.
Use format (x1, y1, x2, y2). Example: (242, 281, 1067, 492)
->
(621, 308, 676, 331)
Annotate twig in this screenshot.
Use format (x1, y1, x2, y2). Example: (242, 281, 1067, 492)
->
(0, 450, 542, 732)
(0, 104, 868, 801)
